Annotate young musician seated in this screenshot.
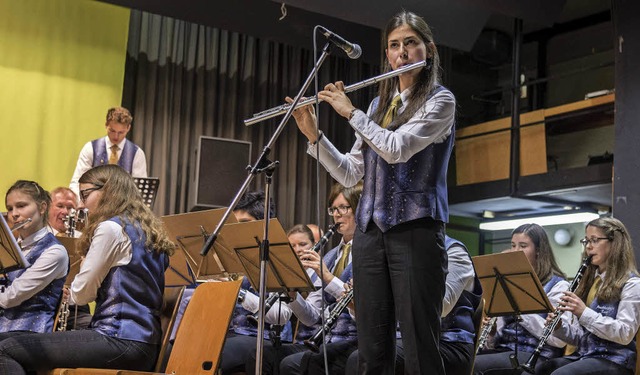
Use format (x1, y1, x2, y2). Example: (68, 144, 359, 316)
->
(246, 182, 362, 375)
(474, 224, 573, 375)
(536, 217, 640, 375)
(0, 165, 175, 374)
(0, 181, 68, 340)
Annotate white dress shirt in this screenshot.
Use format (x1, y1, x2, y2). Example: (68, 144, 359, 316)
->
(554, 272, 640, 346)
(69, 136, 147, 195)
(0, 227, 68, 309)
(307, 87, 455, 188)
(443, 243, 475, 317)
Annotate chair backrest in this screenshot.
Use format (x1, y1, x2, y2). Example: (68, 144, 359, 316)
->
(154, 286, 185, 372)
(165, 280, 242, 374)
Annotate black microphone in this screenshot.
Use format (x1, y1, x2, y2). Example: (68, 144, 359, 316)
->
(319, 26, 362, 59)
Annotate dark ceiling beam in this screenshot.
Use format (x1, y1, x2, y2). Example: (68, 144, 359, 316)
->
(523, 10, 611, 43)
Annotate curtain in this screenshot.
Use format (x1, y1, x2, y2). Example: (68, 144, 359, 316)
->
(123, 10, 379, 230)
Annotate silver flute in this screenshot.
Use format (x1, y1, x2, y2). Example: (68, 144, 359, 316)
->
(10, 218, 32, 231)
(244, 60, 427, 126)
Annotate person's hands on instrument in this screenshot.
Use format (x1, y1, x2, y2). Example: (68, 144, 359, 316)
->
(317, 81, 356, 120)
(300, 248, 333, 284)
(557, 291, 587, 318)
(285, 96, 319, 143)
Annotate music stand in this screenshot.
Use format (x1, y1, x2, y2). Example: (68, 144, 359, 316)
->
(0, 214, 28, 275)
(133, 177, 160, 209)
(219, 218, 315, 293)
(162, 208, 240, 286)
(473, 251, 552, 317)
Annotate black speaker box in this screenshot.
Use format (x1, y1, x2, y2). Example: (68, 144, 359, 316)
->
(190, 136, 252, 211)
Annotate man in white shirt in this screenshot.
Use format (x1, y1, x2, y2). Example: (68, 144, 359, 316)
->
(69, 107, 147, 195)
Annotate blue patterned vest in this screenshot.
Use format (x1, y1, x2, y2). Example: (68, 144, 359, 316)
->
(91, 138, 139, 173)
(0, 232, 66, 333)
(229, 277, 294, 342)
(574, 275, 638, 370)
(440, 236, 483, 344)
(357, 86, 454, 233)
(497, 275, 565, 358)
(90, 218, 168, 344)
(295, 245, 356, 344)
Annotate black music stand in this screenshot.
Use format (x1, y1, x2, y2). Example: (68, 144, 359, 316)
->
(161, 208, 240, 286)
(0, 215, 28, 281)
(219, 218, 315, 293)
(133, 177, 160, 209)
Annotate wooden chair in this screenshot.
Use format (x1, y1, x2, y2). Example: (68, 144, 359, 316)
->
(48, 280, 239, 375)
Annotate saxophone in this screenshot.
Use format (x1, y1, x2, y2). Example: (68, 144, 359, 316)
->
(519, 255, 593, 373)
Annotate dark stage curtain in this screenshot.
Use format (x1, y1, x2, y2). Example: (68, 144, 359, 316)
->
(122, 10, 379, 230)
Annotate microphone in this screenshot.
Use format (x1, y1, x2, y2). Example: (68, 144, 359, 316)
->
(319, 26, 362, 59)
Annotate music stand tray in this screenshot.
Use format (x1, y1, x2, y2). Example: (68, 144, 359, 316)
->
(0, 215, 28, 274)
(133, 177, 160, 209)
(219, 218, 315, 293)
(473, 251, 552, 317)
(162, 208, 239, 286)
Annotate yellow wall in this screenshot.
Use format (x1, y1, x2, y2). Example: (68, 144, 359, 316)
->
(0, 0, 129, 205)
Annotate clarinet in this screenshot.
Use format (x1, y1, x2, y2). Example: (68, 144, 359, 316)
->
(520, 255, 593, 373)
(310, 223, 341, 253)
(247, 292, 281, 326)
(304, 288, 354, 352)
(475, 316, 497, 355)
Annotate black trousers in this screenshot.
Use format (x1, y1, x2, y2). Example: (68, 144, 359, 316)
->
(352, 218, 447, 375)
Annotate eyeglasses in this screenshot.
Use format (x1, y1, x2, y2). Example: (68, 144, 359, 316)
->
(79, 185, 103, 203)
(327, 205, 351, 216)
(580, 237, 610, 246)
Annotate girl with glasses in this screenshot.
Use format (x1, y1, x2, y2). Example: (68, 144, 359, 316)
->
(536, 217, 640, 375)
(0, 165, 175, 374)
(0, 181, 68, 340)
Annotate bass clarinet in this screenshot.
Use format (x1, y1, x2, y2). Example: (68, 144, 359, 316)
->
(519, 255, 593, 373)
(304, 288, 353, 352)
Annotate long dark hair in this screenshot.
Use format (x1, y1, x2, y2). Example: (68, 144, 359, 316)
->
(371, 10, 441, 131)
(512, 223, 565, 284)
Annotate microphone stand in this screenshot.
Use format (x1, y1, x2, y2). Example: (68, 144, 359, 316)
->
(199, 42, 335, 375)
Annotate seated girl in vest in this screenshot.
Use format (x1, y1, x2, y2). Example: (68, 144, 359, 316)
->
(246, 182, 362, 375)
(0, 165, 174, 374)
(0, 180, 68, 340)
(474, 223, 571, 375)
(536, 217, 640, 375)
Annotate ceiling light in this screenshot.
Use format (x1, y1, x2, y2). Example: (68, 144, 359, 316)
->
(479, 212, 600, 231)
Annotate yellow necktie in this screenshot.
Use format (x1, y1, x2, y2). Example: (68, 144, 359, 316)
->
(586, 276, 602, 306)
(380, 95, 402, 128)
(333, 243, 351, 277)
(109, 144, 119, 165)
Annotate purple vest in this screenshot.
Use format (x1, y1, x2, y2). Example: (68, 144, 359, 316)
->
(91, 138, 139, 173)
(0, 232, 66, 333)
(574, 275, 638, 370)
(357, 86, 454, 232)
(497, 275, 565, 359)
(90, 218, 168, 344)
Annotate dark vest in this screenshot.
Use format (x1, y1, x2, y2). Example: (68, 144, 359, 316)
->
(497, 275, 565, 359)
(440, 236, 483, 344)
(91, 138, 139, 173)
(90, 218, 168, 344)
(574, 275, 638, 370)
(229, 277, 294, 342)
(0, 232, 66, 333)
(357, 86, 454, 232)
(295, 245, 356, 344)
